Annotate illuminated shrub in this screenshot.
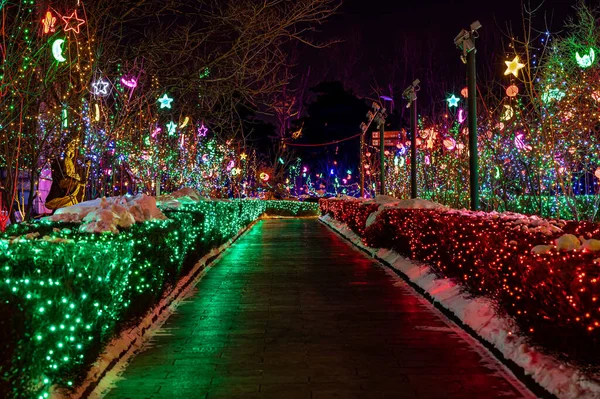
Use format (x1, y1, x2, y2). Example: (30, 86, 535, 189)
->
(322, 199, 600, 365)
(0, 200, 318, 399)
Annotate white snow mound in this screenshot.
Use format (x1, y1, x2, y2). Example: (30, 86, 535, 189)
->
(44, 194, 166, 233)
(365, 197, 447, 228)
(157, 188, 204, 209)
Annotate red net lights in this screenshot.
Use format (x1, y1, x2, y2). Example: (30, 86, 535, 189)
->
(320, 198, 600, 365)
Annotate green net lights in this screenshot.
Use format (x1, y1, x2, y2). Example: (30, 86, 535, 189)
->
(0, 200, 318, 399)
(446, 94, 460, 108)
(575, 48, 595, 68)
(157, 94, 174, 109)
(51, 38, 67, 62)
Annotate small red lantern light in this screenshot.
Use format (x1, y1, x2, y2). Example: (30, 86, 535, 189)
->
(506, 85, 519, 97)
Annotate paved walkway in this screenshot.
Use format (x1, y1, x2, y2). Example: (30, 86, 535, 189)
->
(104, 219, 535, 399)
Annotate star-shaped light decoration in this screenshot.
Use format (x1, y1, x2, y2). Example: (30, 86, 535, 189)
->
(91, 79, 110, 96)
(240, 152, 247, 161)
(61, 10, 85, 34)
(504, 56, 525, 78)
(197, 123, 208, 137)
(166, 121, 178, 136)
(446, 94, 460, 108)
(158, 94, 174, 109)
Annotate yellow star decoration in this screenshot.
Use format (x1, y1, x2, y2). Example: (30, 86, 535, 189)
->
(504, 56, 525, 78)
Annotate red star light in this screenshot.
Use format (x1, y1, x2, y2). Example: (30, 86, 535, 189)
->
(61, 10, 85, 34)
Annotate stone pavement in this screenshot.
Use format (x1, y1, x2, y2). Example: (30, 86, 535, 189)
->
(104, 219, 535, 399)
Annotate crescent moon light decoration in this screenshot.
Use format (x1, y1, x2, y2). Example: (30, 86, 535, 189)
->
(179, 116, 190, 128)
(52, 38, 67, 62)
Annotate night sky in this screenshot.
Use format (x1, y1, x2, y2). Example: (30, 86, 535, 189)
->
(301, 0, 577, 99)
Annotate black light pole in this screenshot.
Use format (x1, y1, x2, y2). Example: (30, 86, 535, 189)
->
(402, 79, 421, 198)
(467, 49, 478, 211)
(454, 21, 481, 211)
(403, 79, 420, 199)
(410, 101, 417, 198)
(379, 119, 385, 195)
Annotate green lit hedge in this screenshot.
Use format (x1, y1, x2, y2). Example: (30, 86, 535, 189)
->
(0, 199, 318, 399)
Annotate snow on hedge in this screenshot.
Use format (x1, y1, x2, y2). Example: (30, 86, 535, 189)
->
(364, 195, 448, 228)
(43, 194, 167, 233)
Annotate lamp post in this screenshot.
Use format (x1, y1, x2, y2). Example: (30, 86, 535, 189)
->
(359, 102, 387, 197)
(454, 20, 481, 211)
(373, 105, 387, 196)
(403, 79, 420, 199)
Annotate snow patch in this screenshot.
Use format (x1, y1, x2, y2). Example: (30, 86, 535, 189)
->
(156, 188, 205, 209)
(364, 196, 447, 228)
(43, 194, 166, 233)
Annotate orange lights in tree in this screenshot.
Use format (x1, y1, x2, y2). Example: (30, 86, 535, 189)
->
(61, 10, 85, 34)
(506, 84, 519, 97)
(41, 11, 57, 34)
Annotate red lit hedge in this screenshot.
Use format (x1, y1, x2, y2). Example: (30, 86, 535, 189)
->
(319, 198, 600, 365)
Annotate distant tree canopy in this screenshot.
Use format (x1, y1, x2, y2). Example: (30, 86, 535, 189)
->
(292, 81, 369, 177)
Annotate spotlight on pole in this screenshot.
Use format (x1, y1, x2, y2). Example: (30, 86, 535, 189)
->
(402, 79, 420, 108)
(454, 20, 481, 64)
(358, 102, 387, 198)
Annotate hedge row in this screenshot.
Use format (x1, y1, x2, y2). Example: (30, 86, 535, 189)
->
(0, 200, 319, 399)
(319, 198, 600, 367)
